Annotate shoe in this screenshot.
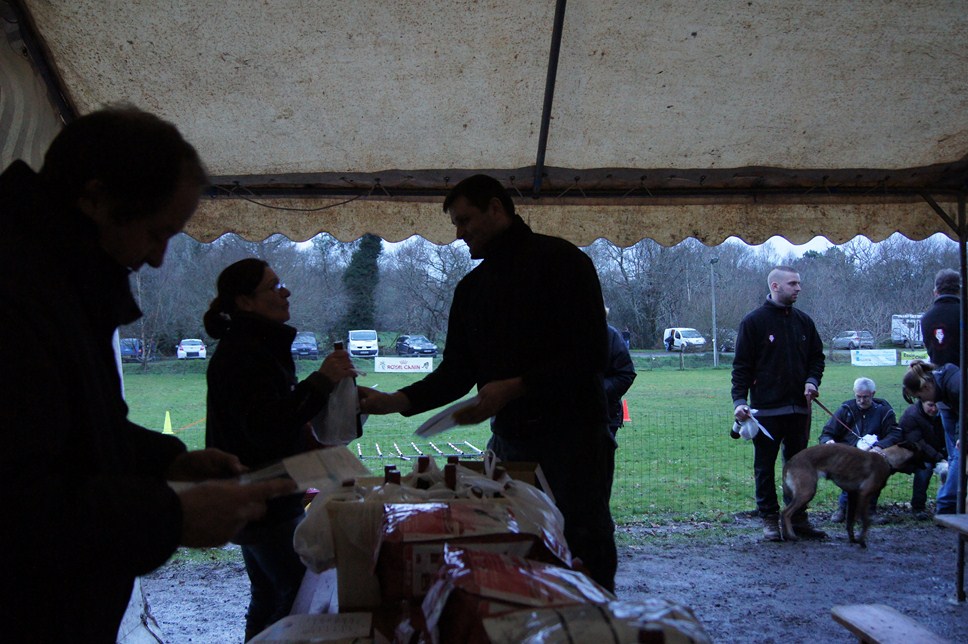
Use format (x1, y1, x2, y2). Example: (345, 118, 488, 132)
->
(762, 515, 781, 541)
(830, 508, 845, 523)
(792, 522, 827, 540)
(912, 508, 932, 521)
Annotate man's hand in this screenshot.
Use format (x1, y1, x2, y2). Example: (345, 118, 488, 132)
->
(734, 404, 751, 422)
(318, 347, 358, 384)
(178, 478, 297, 547)
(804, 383, 819, 403)
(358, 387, 411, 415)
(454, 377, 525, 425)
(167, 448, 247, 482)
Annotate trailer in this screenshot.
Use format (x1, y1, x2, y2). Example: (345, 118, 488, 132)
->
(891, 314, 924, 348)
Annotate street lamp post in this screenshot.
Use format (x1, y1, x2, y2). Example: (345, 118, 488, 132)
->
(710, 258, 719, 367)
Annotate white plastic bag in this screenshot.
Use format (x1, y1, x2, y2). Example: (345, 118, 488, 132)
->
(856, 434, 879, 451)
(312, 377, 361, 446)
(733, 411, 772, 441)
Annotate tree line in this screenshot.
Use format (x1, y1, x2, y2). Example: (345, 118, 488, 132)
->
(121, 231, 959, 362)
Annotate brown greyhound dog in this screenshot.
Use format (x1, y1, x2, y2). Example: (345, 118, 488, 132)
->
(780, 443, 916, 548)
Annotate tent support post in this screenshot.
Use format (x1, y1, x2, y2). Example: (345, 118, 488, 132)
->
(921, 190, 968, 603)
(7, 0, 76, 121)
(957, 193, 966, 602)
(532, 0, 567, 199)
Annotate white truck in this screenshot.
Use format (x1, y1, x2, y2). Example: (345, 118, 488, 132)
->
(347, 329, 379, 357)
(891, 314, 923, 348)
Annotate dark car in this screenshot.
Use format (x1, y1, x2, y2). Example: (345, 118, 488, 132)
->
(394, 334, 438, 357)
(717, 329, 737, 353)
(119, 338, 144, 363)
(291, 332, 319, 360)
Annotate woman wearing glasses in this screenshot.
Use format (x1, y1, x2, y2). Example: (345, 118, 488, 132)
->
(203, 257, 355, 640)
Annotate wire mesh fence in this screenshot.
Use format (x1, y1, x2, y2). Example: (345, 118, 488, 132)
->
(167, 407, 935, 526)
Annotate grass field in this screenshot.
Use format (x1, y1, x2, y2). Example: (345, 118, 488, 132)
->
(122, 352, 936, 524)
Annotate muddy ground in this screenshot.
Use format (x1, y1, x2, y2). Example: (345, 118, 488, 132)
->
(143, 508, 968, 643)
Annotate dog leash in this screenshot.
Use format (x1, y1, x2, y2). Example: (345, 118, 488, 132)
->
(811, 398, 863, 439)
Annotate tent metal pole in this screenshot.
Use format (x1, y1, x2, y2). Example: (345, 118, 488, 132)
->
(532, 0, 567, 199)
(8, 0, 76, 122)
(957, 193, 966, 601)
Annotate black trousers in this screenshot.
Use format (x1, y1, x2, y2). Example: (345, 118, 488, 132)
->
(488, 425, 617, 593)
(752, 413, 810, 518)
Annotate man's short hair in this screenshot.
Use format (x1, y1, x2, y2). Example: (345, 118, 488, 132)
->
(934, 268, 960, 295)
(40, 105, 206, 221)
(767, 265, 798, 289)
(853, 377, 876, 394)
(442, 174, 516, 217)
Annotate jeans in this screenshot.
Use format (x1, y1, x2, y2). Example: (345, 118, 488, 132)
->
(240, 516, 307, 641)
(911, 463, 934, 510)
(488, 424, 617, 592)
(752, 414, 809, 518)
(936, 406, 960, 514)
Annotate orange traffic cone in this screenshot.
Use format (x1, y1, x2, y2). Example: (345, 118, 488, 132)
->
(622, 399, 631, 423)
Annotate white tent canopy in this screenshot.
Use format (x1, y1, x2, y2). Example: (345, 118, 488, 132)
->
(3, 0, 966, 246)
(2, 0, 967, 600)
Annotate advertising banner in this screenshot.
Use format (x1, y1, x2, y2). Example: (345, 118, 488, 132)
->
(849, 349, 898, 367)
(900, 349, 930, 366)
(375, 356, 435, 373)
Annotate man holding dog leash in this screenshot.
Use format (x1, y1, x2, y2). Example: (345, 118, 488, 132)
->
(731, 266, 827, 541)
(817, 377, 898, 523)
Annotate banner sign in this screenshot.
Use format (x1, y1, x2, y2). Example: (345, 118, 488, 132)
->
(375, 356, 435, 373)
(900, 349, 930, 366)
(849, 349, 898, 367)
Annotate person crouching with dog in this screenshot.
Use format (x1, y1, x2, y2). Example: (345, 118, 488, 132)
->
(818, 377, 898, 523)
(877, 399, 947, 520)
(902, 359, 962, 515)
(731, 266, 827, 542)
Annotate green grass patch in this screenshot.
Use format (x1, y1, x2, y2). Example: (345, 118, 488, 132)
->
(123, 357, 931, 523)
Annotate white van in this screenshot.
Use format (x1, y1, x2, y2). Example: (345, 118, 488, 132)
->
(663, 327, 707, 352)
(347, 329, 379, 357)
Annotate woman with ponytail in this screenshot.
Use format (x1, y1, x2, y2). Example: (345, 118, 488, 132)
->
(204, 257, 356, 640)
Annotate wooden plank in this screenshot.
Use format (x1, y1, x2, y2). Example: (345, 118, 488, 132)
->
(831, 604, 949, 644)
(934, 513, 968, 536)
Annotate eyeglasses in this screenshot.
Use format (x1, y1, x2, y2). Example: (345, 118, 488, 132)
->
(255, 281, 286, 294)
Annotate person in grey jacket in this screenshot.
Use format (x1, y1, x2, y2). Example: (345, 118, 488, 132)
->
(731, 266, 826, 541)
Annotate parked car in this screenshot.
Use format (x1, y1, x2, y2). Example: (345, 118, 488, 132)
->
(662, 327, 707, 352)
(394, 334, 438, 357)
(291, 332, 319, 360)
(831, 330, 875, 350)
(175, 338, 207, 359)
(119, 338, 144, 363)
(717, 329, 737, 353)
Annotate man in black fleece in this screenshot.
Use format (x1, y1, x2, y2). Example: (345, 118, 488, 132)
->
(921, 267, 961, 514)
(359, 174, 616, 591)
(0, 107, 295, 642)
(731, 266, 826, 541)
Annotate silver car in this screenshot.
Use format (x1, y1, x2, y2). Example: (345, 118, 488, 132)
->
(831, 330, 875, 350)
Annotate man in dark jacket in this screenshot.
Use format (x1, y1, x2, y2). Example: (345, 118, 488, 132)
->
(0, 107, 294, 642)
(921, 268, 961, 514)
(731, 266, 826, 541)
(819, 377, 898, 522)
(359, 174, 617, 591)
(605, 323, 637, 437)
(879, 400, 947, 519)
